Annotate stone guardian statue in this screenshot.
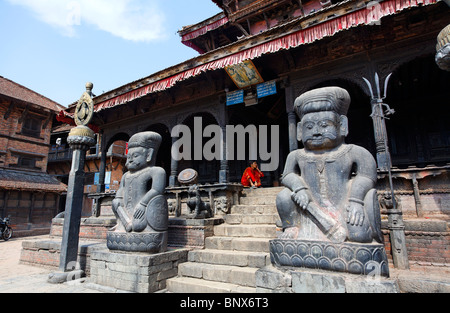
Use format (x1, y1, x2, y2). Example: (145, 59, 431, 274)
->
(107, 131, 168, 253)
(276, 86, 383, 244)
(270, 87, 389, 277)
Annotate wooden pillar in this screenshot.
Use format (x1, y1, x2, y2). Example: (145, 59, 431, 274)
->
(219, 125, 229, 183)
(285, 85, 298, 152)
(27, 192, 36, 225)
(169, 135, 179, 187)
(287, 111, 298, 152)
(1, 191, 9, 218)
(97, 131, 107, 193)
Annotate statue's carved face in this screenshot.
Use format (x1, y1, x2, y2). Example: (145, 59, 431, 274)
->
(300, 111, 347, 151)
(126, 147, 150, 172)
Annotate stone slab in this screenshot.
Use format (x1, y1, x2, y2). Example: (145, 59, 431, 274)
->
(255, 265, 399, 293)
(90, 248, 188, 293)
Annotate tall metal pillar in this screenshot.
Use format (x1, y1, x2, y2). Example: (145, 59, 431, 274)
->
(48, 83, 96, 283)
(363, 73, 409, 270)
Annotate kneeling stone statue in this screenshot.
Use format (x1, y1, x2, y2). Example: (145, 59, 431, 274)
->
(107, 131, 168, 253)
(272, 87, 389, 276)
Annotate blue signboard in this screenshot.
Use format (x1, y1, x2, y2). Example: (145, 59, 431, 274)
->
(226, 89, 244, 106)
(257, 80, 277, 98)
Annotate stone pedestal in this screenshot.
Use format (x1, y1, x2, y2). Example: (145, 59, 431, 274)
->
(256, 265, 399, 293)
(166, 183, 242, 217)
(107, 231, 168, 253)
(168, 217, 222, 248)
(89, 248, 189, 293)
(270, 239, 390, 277)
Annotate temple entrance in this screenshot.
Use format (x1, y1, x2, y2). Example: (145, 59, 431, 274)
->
(309, 79, 375, 157)
(385, 55, 450, 168)
(178, 112, 221, 184)
(145, 123, 172, 185)
(226, 88, 288, 187)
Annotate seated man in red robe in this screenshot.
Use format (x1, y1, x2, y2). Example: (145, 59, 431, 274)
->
(241, 161, 264, 188)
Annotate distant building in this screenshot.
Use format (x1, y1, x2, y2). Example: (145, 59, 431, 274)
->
(47, 124, 127, 217)
(0, 76, 67, 236)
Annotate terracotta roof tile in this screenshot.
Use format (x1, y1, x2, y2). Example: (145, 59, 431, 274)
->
(0, 169, 67, 193)
(0, 76, 65, 112)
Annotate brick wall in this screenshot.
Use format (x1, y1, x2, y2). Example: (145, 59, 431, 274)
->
(0, 100, 53, 172)
(382, 219, 450, 266)
(20, 240, 104, 275)
(50, 217, 116, 240)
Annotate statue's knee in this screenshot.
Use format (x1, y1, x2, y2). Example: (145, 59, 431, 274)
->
(276, 188, 299, 228)
(276, 188, 293, 209)
(347, 220, 373, 243)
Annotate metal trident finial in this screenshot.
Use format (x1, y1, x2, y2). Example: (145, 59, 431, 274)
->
(362, 72, 392, 100)
(363, 72, 395, 117)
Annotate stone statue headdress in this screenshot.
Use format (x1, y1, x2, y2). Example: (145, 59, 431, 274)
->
(294, 86, 351, 120)
(128, 131, 162, 151)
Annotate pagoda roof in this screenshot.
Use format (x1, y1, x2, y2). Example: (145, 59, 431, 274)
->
(63, 0, 440, 115)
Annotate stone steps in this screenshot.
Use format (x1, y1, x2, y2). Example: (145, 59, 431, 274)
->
(205, 236, 270, 252)
(166, 276, 256, 293)
(188, 248, 270, 268)
(241, 187, 283, 197)
(224, 213, 279, 225)
(178, 262, 259, 287)
(214, 224, 276, 238)
(239, 197, 276, 205)
(166, 187, 280, 293)
(231, 205, 277, 215)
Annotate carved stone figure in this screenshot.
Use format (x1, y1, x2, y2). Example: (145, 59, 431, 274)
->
(107, 131, 168, 253)
(436, 24, 450, 72)
(271, 87, 388, 276)
(187, 184, 213, 219)
(276, 87, 383, 244)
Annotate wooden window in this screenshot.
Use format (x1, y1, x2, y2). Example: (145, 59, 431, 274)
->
(21, 117, 42, 138)
(10, 154, 42, 170)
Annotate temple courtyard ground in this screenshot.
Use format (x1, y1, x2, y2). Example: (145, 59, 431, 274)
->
(0, 235, 449, 293)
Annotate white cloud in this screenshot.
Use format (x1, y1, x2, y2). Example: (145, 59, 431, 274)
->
(7, 0, 167, 42)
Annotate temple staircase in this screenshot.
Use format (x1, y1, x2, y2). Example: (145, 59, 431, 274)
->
(166, 187, 283, 293)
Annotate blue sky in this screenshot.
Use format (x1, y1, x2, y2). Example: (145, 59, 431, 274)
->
(0, 0, 221, 107)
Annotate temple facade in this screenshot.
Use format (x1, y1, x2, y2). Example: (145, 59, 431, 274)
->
(60, 0, 450, 265)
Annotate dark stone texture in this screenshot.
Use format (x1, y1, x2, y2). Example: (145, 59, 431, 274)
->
(270, 239, 390, 277)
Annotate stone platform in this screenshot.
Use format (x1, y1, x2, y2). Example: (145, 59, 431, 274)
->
(256, 265, 399, 293)
(50, 217, 116, 240)
(20, 239, 106, 276)
(89, 248, 189, 293)
(168, 217, 222, 248)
